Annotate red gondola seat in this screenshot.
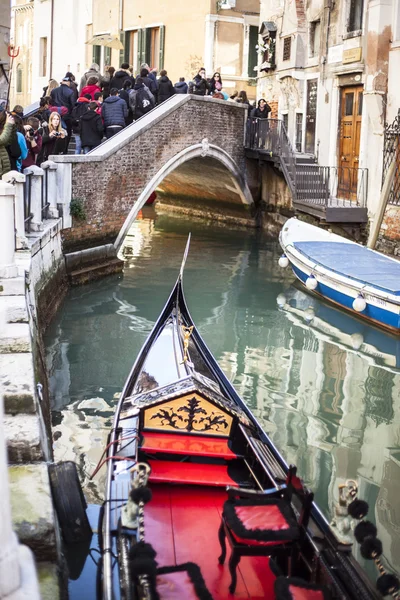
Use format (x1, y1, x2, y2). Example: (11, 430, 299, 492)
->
(156, 562, 214, 600)
(274, 576, 331, 600)
(217, 466, 314, 594)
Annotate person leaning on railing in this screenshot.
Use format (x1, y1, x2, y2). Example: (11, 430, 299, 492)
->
(0, 108, 16, 179)
(250, 98, 271, 119)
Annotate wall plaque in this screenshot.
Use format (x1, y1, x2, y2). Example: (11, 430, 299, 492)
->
(342, 47, 362, 64)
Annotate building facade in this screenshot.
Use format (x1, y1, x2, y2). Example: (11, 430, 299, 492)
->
(91, 0, 260, 98)
(9, 0, 92, 109)
(0, 0, 11, 109)
(256, 0, 400, 219)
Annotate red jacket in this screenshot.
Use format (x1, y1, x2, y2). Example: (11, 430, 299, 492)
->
(81, 84, 101, 100)
(22, 133, 43, 168)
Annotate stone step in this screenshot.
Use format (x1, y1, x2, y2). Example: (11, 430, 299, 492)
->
(0, 295, 29, 323)
(37, 562, 60, 600)
(0, 276, 25, 296)
(9, 463, 58, 561)
(4, 414, 44, 462)
(0, 353, 36, 414)
(0, 322, 32, 353)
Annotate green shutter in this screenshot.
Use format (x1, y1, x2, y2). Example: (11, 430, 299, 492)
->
(136, 29, 143, 73)
(248, 26, 259, 77)
(159, 25, 165, 71)
(119, 31, 126, 65)
(124, 32, 130, 64)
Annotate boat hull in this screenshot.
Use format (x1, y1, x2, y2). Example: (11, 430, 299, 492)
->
(280, 219, 400, 334)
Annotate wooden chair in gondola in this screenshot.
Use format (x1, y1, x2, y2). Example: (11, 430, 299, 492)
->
(217, 465, 314, 594)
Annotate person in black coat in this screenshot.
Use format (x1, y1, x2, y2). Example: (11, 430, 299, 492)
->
(80, 102, 104, 153)
(50, 77, 75, 151)
(174, 77, 188, 94)
(101, 88, 128, 138)
(109, 63, 133, 91)
(137, 68, 158, 102)
(158, 70, 175, 104)
(130, 78, 155, 119)
(193, 68, 210, 96)
(250, 98, 272, 119)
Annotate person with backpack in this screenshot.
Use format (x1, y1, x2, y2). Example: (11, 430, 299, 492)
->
(158, 70, 175, 104)
(80, 101, 104, 153)
(101, 88, 128, 138)
(129, 78, 155, 120)
(71, 94, 91, 154)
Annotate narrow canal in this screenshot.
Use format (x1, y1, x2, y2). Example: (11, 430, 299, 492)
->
(45, 210, 400, 595)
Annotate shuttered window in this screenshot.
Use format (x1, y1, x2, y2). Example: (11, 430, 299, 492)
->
(247, 26, 258, 77)
(104, 46, 111, 66)
(282, 37, 291, 61)
(92, 45, 101, 66)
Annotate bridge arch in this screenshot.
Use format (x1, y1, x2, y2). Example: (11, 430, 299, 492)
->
(114, 141, 254, 251)
(53, 95, 251, 253)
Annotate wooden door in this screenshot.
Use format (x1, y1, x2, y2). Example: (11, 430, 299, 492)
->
(338, 86, 363, 199)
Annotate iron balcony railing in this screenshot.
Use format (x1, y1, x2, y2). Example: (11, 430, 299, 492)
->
(246, 118, 368, 209)
(382, 109, 400, 206)
(296, 165, 368, 208)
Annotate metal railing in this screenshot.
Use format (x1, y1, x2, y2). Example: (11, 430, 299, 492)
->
(24, 172, 33, 233)
(296, 165, 368, 208)
(246, 118, 368, 209)
(382, 109, 400, 206)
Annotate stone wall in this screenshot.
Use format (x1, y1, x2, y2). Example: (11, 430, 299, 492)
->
(376, 204, 400, 256)
(55, 96, 249, 253)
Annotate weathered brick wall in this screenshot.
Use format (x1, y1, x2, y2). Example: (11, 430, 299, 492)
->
(62, 99, 247, 252)
(376, 205, 400, 256)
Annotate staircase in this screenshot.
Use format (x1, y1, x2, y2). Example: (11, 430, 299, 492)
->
(245, 118, 368, 224)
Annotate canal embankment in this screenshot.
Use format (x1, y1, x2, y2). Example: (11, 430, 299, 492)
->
(0, 185, 67, 598)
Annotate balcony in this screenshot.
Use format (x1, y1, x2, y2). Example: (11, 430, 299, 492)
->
(245, 118, 368, 224)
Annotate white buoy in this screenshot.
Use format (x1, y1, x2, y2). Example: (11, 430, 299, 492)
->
(352, 294, 366, 312)
(351, 333, 364, 350)
(278, 254, 289, 268)
(304, 307, 315, 323)
(306, 275, 318, 290)
(276, 293, 286, 308)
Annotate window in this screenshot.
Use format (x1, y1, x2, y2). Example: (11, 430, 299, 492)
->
(348, 0, 364, 33)
(16, 64, 23, 93)
(282, 113, 289, 132)
(283, 37, 291, 61)
(132, 26, 165, 72)
(248, 26, 258, 77)
(309, 21, 321, 57)
(92, 45, 101, 66)
(104, 46, 111, 66)
(295, 113, 303, 152)
(39, 37, 47, 77)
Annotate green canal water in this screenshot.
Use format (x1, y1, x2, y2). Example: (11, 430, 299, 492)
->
(45, 211, 400, 594)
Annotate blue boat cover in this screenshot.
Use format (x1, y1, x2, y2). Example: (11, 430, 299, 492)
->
(294, 241, 400, 296)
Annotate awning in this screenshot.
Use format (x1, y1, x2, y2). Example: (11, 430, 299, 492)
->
(85, 34, 123, 50)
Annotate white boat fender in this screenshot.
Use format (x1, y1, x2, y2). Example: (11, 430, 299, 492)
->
(353, 294, 367, 313)
(276, 293, 286, 308)
(305, 307, 315, 323)
(278, 254, 289, 268)
(306, 275, 318, 290)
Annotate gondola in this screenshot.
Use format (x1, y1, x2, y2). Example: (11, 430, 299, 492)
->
(99, 236, 397, 600)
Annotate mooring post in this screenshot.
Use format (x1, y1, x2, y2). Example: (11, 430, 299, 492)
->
(2, 171, 28, 250)
(23, 166, 44, 232)
(0, 180, 18, 279)
(41, 160, 59, 218)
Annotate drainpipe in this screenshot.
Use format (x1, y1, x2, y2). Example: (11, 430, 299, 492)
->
(119, 0, 124, 32)
(49, 0, 54, 79)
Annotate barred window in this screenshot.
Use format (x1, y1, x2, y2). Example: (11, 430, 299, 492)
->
(283, 37, 291, 61)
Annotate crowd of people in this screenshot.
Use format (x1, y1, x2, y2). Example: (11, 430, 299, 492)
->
(0, 62, 272, 178)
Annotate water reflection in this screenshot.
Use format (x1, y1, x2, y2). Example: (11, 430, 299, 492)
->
(45, 211, 400, 579)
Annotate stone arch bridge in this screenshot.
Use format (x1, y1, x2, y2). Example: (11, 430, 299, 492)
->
(53, 96, 256, 254)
